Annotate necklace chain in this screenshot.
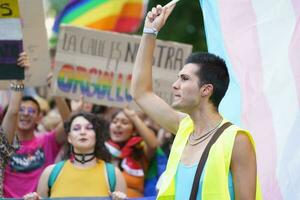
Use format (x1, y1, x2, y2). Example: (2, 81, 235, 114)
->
(188, 117, 223, 146)
(188, 129, 216, 146)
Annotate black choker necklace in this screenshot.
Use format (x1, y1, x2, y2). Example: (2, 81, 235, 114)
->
(73, 152, 95, 164)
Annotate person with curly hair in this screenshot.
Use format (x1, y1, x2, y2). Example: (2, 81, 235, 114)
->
(24, 112, 127, 200)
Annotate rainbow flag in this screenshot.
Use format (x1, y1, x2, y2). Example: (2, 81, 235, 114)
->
(51, 0, 146, 47)
(144, 148, 167, 196)
(53, 0, 146, 34)
(200, 0, 300, 199)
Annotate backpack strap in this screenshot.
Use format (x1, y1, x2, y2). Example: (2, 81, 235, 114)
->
(48, 160, 66, 189)
(105, 162, 116, 192)
(48, 160, 116, 193)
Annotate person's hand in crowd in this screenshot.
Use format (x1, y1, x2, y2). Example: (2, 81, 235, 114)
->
(123, 107, 138, 120)
(144, 3, 176, 32)
(17, 52, 30, 68)
(110, 191, 127, 200)
(70, 95, 84, 112)
(3, 52, 29, 144)
(23, 192, 41, 200)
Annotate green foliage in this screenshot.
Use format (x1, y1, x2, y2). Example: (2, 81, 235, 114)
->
(47, 0, 69, 16)
(137, 0, 207, 52)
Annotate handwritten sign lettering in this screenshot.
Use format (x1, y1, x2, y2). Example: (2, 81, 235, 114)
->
(53, 26, 192, 108)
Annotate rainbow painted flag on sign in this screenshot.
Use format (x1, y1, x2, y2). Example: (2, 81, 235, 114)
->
(53, 0, 146, 34)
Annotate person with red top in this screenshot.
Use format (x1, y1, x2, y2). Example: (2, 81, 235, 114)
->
(105, 108, 159, 197)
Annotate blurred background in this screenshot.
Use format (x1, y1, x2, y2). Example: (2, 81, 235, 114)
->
(44, 0, 207, 52)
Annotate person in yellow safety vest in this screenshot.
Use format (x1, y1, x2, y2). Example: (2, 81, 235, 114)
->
(130, 3, 263, 200)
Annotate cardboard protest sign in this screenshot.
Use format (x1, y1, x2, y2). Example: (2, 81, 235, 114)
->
(0, 0, 23, 80)
(18, 0, 51, 86)
(0, 0, 51, 88)
(53, 26, 192, 108)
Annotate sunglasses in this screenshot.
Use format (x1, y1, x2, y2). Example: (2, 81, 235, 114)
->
(19, 107, 37, 115)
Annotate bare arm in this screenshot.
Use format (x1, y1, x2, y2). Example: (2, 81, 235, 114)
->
(36, 164, 54, 197)
(2, 82, 23, 144)
(2, 52, 29, 143)
(47, 73, 70, 144)
(231, 132, 257, 200)
(53, 97, 70, 144)
(123, 108, 159, 161)
(131, 4, 182, 134)
(114, 167, 127, 193)
(54, 97, 71, 121)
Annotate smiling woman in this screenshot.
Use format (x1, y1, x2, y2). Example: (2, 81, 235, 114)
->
(23, 112, 127, 200)
(105, 108, 160, 198)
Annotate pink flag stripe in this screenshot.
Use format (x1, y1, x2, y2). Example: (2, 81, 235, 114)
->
(290, 1, 300, 104)
(292, 0, 300, 17)
(289, 21, 300, 104)
(217, 1, 281, 199)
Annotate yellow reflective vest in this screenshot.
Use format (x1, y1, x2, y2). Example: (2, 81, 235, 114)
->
(157, 116, 263, 200)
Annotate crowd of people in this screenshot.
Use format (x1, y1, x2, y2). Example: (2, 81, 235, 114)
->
(0, 76, 172, 199)
(0, 68, 173, 199)
(0, 2, 262, 200)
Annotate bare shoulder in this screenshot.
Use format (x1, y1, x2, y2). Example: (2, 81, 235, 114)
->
(42, 164, 55, 177)
(234, 132, 254, 151)
(232, 131, 256, 164)
(36, 164, 56, 196)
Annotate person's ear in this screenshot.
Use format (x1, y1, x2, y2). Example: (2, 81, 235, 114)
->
(200, 84, 213, 97)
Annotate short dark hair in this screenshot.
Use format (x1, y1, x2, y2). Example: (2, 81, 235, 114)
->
(21, 96, 41, 114)
(64, 112, 111, 162)
(185, 52, 229, 109)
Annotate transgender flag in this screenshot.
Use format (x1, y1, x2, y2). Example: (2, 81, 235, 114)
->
(200, 0, 300, 199)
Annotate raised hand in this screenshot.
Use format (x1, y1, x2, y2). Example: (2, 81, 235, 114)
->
(123, 107, 137, 120)
(70, 95, 84, 112)
(17, 52, 30, 68)
(144, 3, 176, 32)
